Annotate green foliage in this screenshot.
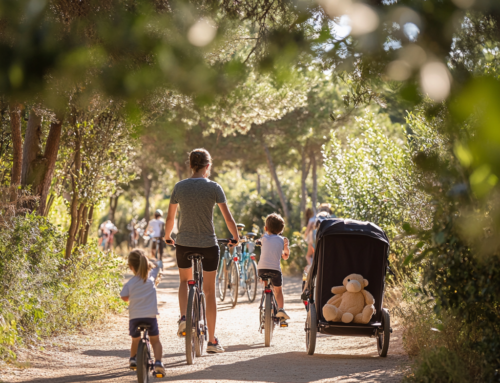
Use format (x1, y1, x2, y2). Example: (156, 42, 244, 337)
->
(0, 212, 124, 359)
(323, 112, 415, 234)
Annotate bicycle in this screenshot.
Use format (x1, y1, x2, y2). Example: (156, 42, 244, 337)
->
(255, 240, 288, 347)
(216, 240, 239, 308)
(235, 227, 258, 303)
(167, 238, 236, 365)
(130, 323, 165, 382)
(151, 237, 164, 269)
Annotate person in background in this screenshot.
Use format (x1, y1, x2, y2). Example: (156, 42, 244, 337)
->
(304, 203, 332, 264)
(145, 209, 165, 260)
(104, 220, 118, 250)
(303, 208, 315, 266)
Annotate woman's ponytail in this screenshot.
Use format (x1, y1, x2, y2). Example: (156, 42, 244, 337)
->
(128, 249, 153, 282)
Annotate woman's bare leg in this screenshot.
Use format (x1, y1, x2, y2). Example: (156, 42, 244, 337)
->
(203, 270, 217, 343)
(178, 267, 193, 316)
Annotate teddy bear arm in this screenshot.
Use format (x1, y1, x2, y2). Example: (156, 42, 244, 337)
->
(326, 293, 343, 306)
(331, 285, 347, 294)
(362, 290, 375, 305)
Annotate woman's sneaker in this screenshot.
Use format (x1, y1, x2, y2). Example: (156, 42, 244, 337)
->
(276, 308, 290, 320)
(129, 357, 137, 370)
(154, 360, 166, 376)
(207, 337, 225, 353)
(177, 315, 186, 337)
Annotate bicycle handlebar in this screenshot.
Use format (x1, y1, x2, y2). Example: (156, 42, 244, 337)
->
(217, 239, 238, 245)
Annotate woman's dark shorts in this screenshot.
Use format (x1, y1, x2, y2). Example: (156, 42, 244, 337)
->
(129, 317, 159, 338)
(258, 269, 283, 287)
(176, 244, 220, 272)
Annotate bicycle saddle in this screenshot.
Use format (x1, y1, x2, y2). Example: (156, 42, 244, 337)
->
(186, 253, 203, 260)
(137, 323, 151, 329)
(259, 273, 276, 281)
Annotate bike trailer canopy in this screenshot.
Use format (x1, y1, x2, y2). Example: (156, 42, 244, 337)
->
(304, 218, 390, 336)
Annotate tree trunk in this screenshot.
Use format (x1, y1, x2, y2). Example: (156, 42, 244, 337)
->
(262, 142, 290, 226)
(20, 109, 64, 214)
(37, 115, 63, 216)
(74, 203, 85, 245)
(65, 131, 82, 259)
(9, 102, 23, 202)
(300, 147, 311, 226)
(83, 205, 94, 245)
(143, 168, 151, 222)
(21, 109, 43, 188)
(108, 195, 119, 222)
(311, 150, 317, 214)
(77, 205, 88, 246)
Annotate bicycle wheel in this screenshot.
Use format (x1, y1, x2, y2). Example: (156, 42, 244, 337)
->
(136, 340, 150, 383)
(264, 293, 274, 347)
(196, 293, 207, 357)
(306, 303, 317, 355)
(228, 261, 239, 308)
(185, 286, 197, 365)
(246, 260, 258, 302)
(217, 258, 227, 302)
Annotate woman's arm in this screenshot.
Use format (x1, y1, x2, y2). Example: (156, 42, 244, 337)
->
(218, 203, 239, 243)
(164, 203, 178, 243)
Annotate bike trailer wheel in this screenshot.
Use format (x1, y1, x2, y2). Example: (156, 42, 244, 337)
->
(377, 308, 391, 357)
(195, 293, 207, 357)
(136, 341, 150, 383)
(305, 302, 317, 355)
(185, 286, 197, 365)
(264, 293, 274, 347)
(217, 260, 227, 302)
(246, 260, 258, 302)
(228, 262, 239, 308)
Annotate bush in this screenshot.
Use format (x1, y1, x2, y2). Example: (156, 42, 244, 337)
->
(0, 212, 124, 359)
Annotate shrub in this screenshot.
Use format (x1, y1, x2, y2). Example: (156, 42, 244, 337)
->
(0, 212, 124, 359)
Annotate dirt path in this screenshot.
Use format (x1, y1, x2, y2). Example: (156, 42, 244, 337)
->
(1, 257, 407, 383)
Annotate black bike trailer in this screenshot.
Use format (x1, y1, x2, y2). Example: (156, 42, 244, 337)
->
(302, 218, 392, 357)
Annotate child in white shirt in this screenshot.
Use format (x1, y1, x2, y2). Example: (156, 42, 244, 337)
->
(120, 249, 165, 375)
(258, 213, 290, 320)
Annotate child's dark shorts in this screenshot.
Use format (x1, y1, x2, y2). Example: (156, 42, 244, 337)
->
(258, 269, 283, 287)
(129, 318, 159, 338)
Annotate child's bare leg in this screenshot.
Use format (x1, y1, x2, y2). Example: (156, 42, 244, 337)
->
(131, 337, 141, 357)
(274, 286, 284, 309)
(150, 335, 163, 362)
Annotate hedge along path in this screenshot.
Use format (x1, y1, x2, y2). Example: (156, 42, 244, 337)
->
(1, 257, 407, 383)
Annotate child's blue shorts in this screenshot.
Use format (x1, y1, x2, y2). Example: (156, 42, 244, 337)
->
(129, 318, 159, 338)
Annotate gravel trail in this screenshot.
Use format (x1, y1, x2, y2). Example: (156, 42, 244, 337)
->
(2, 258, 407, 383)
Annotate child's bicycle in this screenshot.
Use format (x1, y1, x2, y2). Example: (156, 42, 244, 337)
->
(255, 240, 288, 347)
(130, 323, 165, 381)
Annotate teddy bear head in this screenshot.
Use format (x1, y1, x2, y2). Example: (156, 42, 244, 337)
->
(343, 273, 368, 293)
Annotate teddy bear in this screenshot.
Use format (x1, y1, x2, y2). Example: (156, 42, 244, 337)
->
(322, 273, 375, 324)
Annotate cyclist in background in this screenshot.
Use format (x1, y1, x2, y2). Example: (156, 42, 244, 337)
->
(145, 209, 165, 261)
(164, 148, 239, 354)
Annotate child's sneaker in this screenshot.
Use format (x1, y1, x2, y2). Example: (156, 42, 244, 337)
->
(207, 337, 225, 353)
(154, 360, 166, 375)
(129, 357, 137, 370)
(177, 315, 186, 337)
(276, 308, 290, 320)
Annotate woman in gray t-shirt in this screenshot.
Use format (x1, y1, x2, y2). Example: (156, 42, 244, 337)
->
(164, 148, 239, 354)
